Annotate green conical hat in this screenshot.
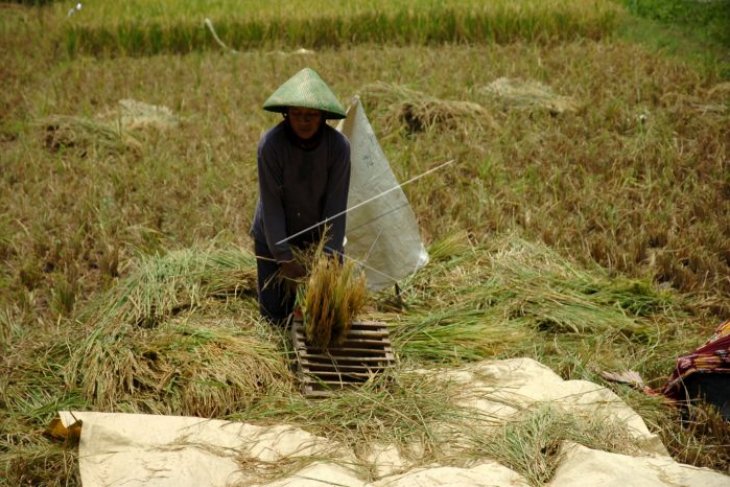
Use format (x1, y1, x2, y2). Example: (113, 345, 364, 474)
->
(263, 68, 346, 120)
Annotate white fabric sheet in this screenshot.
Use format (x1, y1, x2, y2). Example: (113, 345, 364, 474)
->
(336, 97, 429, 290)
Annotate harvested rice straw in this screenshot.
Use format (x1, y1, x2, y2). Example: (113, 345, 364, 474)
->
(480, 77, 580, 114)
(66, 245, 265, 411)
(296, 243, 367, 349)
(40, 114, 142, 155)
(361, 81, 496, 133)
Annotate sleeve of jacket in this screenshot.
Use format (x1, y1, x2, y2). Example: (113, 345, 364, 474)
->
(257, 140, 293, 262)
(322, 134, 351, 255)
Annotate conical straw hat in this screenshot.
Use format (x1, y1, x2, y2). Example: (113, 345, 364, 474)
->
(263, 68, 346, 120)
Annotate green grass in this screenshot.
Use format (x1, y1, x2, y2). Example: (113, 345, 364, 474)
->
(616, 1, 730, 78)
(621, 0, 730, 47)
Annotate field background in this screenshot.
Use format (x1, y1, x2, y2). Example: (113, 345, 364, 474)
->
(1, 0, 729, 485)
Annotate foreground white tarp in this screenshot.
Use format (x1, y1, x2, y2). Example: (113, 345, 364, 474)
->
(56, 412, 342, 487)
(58, 358, 730, 487)
(549, 442, 729, 487)
(443, 357, 668, 455)
(336, 97, 429, 290)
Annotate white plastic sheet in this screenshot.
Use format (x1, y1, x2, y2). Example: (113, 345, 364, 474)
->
(57, 411, 340, 487)
(549, 442, 730, 487)
(56, 358, 730, 487)
(336, 97, 429, 291)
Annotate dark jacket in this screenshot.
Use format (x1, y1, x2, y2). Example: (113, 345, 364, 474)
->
(251, 120, 351, 262)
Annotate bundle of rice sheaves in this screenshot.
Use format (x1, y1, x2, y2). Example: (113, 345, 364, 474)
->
(297, 253, 367, 349)
(41, 114, 142, 155)
(480, 77, 580, 114)
(361, 81, 496, 134)
(65, 245, 294, 414)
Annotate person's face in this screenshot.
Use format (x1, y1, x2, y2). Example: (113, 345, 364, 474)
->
(287, 107, 323, 140)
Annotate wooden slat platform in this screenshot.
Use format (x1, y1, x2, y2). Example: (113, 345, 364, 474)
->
(290, 320, 395, 398)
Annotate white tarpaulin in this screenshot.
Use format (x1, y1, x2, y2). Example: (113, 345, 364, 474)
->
(336, 97, 429, 290)
(55, 358, 730, 487)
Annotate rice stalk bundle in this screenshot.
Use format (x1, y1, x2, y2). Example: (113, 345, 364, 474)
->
(40, 114, 142, 155)
(482, 238, 673, 336)
(297, 253, 367, 349)
(67, 245, 262, 410)
(394, 234, 678, 366)
(97, 98, 180, 131)
(79, 245, 257, 329)
(361, 81, 496, 134)
(70, 318, 293, 415)
(480, 77, 580, 114)
(60, 0, 622, 56)
(141, 321, 293, 416)
(393, 308, 533, 364)
(230, 368, 469, 468)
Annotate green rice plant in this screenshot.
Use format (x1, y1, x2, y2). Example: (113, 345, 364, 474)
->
(623, 0, 730, 47)
(481, 238, 675, 336)
(57, 0, 625, 56)
(393, 309, 535, 364)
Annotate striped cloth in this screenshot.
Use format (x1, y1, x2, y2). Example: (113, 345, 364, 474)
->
(662, 319, 730, 402)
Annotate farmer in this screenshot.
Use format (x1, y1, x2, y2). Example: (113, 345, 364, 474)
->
(251, 67, 351, 326)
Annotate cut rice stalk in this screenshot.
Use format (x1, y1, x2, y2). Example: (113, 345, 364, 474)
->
(297, 244, 368, 349)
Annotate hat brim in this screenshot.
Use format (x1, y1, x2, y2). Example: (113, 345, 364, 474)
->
(262, 68, 347, 120)
(264, 105, 346, 120)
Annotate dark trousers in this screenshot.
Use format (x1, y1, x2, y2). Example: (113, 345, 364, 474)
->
(254, 239, 295, 326)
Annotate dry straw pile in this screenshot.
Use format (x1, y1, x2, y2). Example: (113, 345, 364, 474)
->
(66, 245, 293, 415)
(40, 100, 178, 156)
(361, 81, 497, 134)
(40, 114, 141, 156)
(392, 232, 677, 370)
(480, 77, 580, 114)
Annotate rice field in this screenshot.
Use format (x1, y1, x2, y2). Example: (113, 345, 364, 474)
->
(1, 0, 729, 485)
(58, 0, 623, 55)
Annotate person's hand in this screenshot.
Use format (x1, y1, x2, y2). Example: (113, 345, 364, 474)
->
(279, 260, 306, 290)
